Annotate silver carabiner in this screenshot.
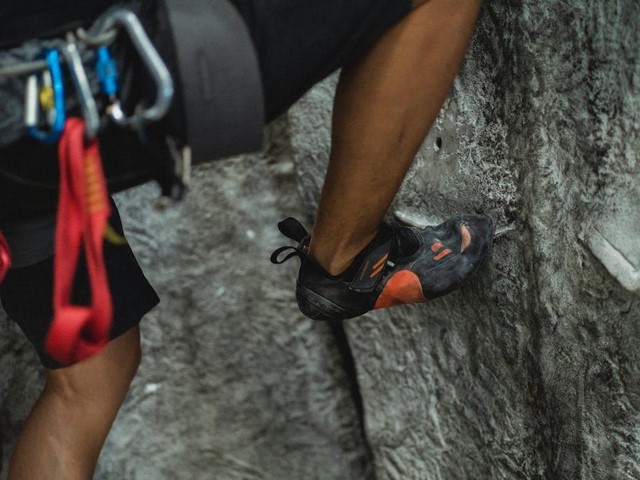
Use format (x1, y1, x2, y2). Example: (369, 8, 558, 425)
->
(61, 34, 101, 140)
(94, 8, 174, 128)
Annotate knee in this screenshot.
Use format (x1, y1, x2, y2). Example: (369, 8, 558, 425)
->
(47, 326, 141, 409)
(9, 329, 142, 480)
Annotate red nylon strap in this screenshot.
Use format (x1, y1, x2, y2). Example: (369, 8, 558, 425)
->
(44, 118, 113, 365)
(0, 231, 10, 284)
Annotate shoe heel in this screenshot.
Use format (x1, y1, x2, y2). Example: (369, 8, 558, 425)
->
(296, 283, 352, 321)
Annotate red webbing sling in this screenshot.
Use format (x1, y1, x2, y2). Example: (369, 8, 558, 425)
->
(44, 118, 113, 365)
(0, 231, 10, 283)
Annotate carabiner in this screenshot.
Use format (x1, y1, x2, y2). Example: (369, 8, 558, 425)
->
(25, 49, 66, 143)
(95, 46, 125, 122)
(94, 8, 174, 128)
(61, 34, 101, 140)
(96, 46, 118, 98)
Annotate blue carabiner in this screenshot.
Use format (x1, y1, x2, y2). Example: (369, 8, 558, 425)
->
(95, 46, 126, 124)
(26, 49, 66, 143)
(96, 46, 118, 98)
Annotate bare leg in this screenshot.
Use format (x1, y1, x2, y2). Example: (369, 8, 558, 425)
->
(309, 0, 483, 275)
(8, 326, 141, 480)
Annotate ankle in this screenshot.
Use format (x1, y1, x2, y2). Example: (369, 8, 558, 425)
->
(309, 231, 379, 276)
(311, 251, 357, 276)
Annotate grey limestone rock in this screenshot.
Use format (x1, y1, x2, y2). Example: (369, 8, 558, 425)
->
(286, 1, 640, 479)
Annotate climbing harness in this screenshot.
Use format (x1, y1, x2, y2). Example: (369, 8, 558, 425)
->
(0, 0, 264, 218)
(0, 0, 265, 364)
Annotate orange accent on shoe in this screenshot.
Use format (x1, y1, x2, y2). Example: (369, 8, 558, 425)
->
(374, 270, 426, 309)
(372, 254, 389, 271)
(460, 224, 471, 252)
(433, 248, 452, 261)
(431, 242, 443, 252)
(370, 264, 385, 279)
(368, 253, 389, 279)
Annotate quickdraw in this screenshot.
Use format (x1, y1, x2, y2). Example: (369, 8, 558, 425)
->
(44, 118, 113, 365)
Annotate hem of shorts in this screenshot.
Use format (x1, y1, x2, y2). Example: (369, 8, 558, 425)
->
(40, 294, 160, 370)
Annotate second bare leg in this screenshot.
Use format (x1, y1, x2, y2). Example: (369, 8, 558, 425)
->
(9, 327, 141, 480)
(309, 0, 483, 275)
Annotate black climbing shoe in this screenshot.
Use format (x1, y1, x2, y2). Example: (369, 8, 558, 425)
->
(271, 214, 495, 321)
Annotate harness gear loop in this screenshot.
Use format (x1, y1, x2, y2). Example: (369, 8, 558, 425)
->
(44, 118, 113, 365)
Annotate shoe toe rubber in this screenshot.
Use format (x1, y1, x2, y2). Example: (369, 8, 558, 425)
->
(414, 213, 495, 299)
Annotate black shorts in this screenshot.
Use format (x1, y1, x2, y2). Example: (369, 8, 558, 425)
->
(230, 0, 413, 120)
(0, 203, 159, 369)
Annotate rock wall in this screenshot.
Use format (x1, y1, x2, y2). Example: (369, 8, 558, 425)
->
(289, 1, 640, 478)
(1, 1, 639, 479)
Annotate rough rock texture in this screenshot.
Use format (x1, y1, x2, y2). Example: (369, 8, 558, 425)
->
(1, 1, 640, 479)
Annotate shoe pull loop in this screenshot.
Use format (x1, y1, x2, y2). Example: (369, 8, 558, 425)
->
(270, 246, 303, 265)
